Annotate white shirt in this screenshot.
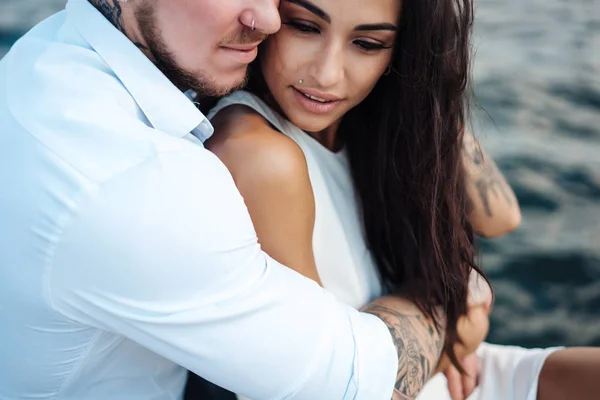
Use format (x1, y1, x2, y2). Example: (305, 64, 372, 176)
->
(0, 1, 398, 399)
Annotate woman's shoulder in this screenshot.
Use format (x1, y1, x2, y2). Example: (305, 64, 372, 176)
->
(206, 100, 310, 190)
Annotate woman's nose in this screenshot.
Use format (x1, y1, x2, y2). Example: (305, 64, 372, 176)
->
(309, 43, 345, 88)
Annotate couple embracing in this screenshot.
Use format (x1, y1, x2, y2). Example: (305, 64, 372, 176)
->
(0, 1, 596, 399)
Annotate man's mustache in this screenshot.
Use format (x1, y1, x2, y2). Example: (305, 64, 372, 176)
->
(219, 28, 268, 46)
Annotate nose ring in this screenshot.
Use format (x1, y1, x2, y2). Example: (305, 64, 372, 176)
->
(251, 19, 255, 31)
(298, 79, 303, 84)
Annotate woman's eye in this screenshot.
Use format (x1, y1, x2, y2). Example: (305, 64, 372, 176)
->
(354, 40, 387, 52)
(283, 20, 320, 34)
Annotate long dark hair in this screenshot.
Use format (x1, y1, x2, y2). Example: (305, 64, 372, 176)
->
(247, 0, 487, 368)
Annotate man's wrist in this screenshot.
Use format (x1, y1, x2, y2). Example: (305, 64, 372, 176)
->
(362, 296, 445, 399)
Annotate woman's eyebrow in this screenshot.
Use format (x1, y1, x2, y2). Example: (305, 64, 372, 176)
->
(285, 0, 331, 23)
(354, 23, 398, 32)
(284, 0, 398, 32)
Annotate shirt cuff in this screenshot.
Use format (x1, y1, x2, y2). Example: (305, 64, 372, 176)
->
(346, 309, 398, 400)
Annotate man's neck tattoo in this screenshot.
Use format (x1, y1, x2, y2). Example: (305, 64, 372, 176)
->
(89, 0, 126, 33)
(88, 0, 149, 51)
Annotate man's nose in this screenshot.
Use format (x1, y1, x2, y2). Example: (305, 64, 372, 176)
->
(241, 0, 281, 35)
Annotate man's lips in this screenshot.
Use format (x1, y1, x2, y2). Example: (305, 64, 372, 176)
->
(220, 41, 263, 52)
(218, 42, 262, 65)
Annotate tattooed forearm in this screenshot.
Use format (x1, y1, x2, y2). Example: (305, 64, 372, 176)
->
(463, 134, 514, 217)
(363, 299, 445, 400)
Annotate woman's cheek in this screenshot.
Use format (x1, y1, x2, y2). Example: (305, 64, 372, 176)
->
(347, 54, 390, 98)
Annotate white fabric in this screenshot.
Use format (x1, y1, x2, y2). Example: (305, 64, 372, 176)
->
(209, 91, 562, 400)
(475, 343, 563, 400)
(417, 343, 562, 400)
(0, 2, 400, 399)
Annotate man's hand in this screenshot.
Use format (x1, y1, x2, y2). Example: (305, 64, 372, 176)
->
(444, 271, 493, 399)
(446, 353, 479, 400)
(363, 272, 492, 400)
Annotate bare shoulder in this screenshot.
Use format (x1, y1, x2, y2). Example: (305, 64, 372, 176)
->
(208, 105, 319, 284)
(206, 104, 310, 188)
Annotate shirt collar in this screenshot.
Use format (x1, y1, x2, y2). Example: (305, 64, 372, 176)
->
(65, 0, 213, 139)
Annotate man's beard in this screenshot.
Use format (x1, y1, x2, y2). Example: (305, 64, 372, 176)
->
(135, 2, 257, 98)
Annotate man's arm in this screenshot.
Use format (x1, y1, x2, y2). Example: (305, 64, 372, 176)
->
(364, 278, 492, 400)
(50, 145, 448, 399)
(463, 131, 521, 237)
(363, 298, 445, 399)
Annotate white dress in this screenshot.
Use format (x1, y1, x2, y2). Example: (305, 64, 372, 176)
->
(208, 91, 561, 400)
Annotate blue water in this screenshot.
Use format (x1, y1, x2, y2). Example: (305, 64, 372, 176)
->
(2, 0, 599, 347)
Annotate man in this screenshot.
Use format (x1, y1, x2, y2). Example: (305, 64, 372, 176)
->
(0, 1, 487, 399)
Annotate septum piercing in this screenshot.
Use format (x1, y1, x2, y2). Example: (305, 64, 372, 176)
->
(251, 20, 255, 31)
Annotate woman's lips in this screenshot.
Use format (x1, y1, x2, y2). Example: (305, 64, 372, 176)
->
(292, 87, 342, 114)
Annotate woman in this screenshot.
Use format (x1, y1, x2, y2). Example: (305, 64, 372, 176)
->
(204, 0, 597, 399)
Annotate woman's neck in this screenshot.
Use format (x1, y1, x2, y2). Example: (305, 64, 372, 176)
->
(306, 121, 343, 152)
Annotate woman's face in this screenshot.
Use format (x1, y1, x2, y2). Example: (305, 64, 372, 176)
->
(260, 0, 401, 133)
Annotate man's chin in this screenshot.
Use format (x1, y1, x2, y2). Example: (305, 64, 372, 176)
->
(218, 72, 249, 95)
(191, 73, 248, 98)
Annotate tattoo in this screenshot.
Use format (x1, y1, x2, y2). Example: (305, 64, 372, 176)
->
(89, 0, 126, 33)
(363, 302, 445, 400)
(88, 0, 149, 51)
(463, 136, 514, 217)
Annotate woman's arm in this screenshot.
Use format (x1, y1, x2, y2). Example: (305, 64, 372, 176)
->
(207, 105, 322, 285)
(463, 131, 522, 237)
(537, 348, 600, 400)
